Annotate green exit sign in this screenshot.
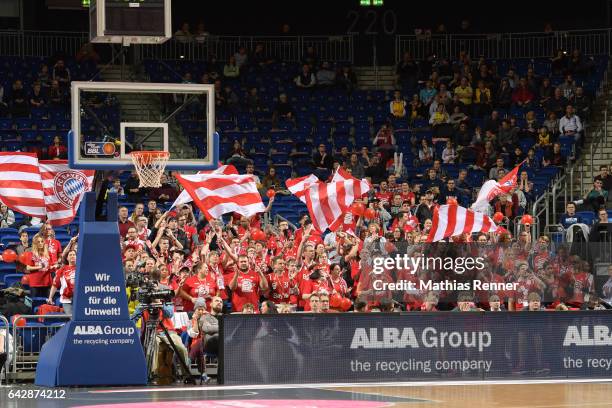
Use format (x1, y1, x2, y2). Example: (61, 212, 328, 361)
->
(360, 0, 384, 6)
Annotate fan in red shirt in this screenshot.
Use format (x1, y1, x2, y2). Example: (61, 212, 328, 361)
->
(399, 182, 416, 206)
(559, 259, 594, 306)
(23, 234, 52, 298)
(41, 224, 62, 270)
(329, 264, 349, 297)
(375, 181, 393, 205)
(47, 249, 76, 314)
(179, 259, 222, 312)
(219, 234, 269, 312)
(124, 226, 146, 252)
(266, 257, 295, 304)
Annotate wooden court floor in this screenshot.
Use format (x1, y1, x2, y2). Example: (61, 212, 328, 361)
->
(327, 382, 612, 407)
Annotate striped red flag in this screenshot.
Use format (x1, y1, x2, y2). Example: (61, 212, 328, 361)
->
(170, 164, 238, 209)
(175, 173, 265, 220)
(285, 174, 319, 203)
(427, 204, 498, 242)
(305, 178, 371, 232)
(0, 152, 46, 218)
(39, 161, 94, 226)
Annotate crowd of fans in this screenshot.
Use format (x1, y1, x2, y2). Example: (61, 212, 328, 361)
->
(1, 39, 611, 382)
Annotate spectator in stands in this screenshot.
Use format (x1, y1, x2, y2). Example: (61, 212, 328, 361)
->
(449, 105, 468, 128)
(454, 77, 473, 107)
(418, 139, 435, 165)
(316, 62, 336, 87)
(222, 84, 240, 112)
(336, 66, 357, 94)
(495, 78, 513, 109)
(47, 135, 67, 159)
(245, 163, 261, 187)
(477, 140, 498, 171)
(583, 178, 608, 213)
(373, 123, 396, 163)
(543, 142, 566, 167)
(538, 77, 554, 107)
(52, 60, 71, 89)
(536, 126, 552, 150)
(234, 46, 248, 70)
(47, 249, 76, 315)
(516, 171, 534, 213)
(429, 104, 450, 136)
(559, 74, 577, 100)
(193, 22, 209, 43)
(512, 78, 534, 109)
(225, 140, 250, 167)
(261, 167, 283, 193)
(107, 178, 124, 196)
(10, 80, 28, 117)
(29, 82, 45, 109)
(395, 52, 419, 91)
(589, 208, 612, 242)
(560, 202, 585, 229)
(473, 80, 492, 118)
(365, 154, 387, 184)
(419, 80, 437, 107)
(551, 49, 567, 76)
(75, 42, 100, 65)
(295, 64, 316, 89)
(439, 142, 458, 168)
(489, 158, 508, 180)
(313, 144, 334, 179)
(24, 234, 52, 298)
(571, 86, 591, 120)
(124, 171, 144, 202)
(497, 119, 517, 153)
(543, 112, 560, 138)
(223, 56, 240, 79)
(594, 165, 612, 192)
(546, 88, 568, 117)
(559, 105, 583, 143)
(251, 42, 273, 67)
(568, 49, 590, 76)
(245, 87, 263, 112)
(174, 22, 193, 43)
(389, 91, 407, 118)
(272, 93, 295, 129)
(149, 174, 179, 203)
(117, 206, 135, 238)
(0, 203, 15, 228)
(347, 153, 366, 179)
(302, 46, 318, 69)
(37, 64, 51, 88)
(48, 80, 66, 107)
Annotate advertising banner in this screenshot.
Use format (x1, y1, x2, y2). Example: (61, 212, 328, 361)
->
(221, 311, 612, 385)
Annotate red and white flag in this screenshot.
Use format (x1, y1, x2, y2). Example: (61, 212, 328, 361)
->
(39, 161, 94, 226)
(285, 174, 319, 203)
(0, 153, 46, 218)
(175, 172, 264, 220)
(427, 204, 498, 242)
(305, 178, 371, 232)
(471, 162, 523, 213)
(170, 164, 238, 209)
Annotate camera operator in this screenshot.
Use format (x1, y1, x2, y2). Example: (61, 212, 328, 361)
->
(131, 269, 189, 381)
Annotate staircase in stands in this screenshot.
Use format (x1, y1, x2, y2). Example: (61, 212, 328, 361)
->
(99, 64, 196, 158)
(354, 66, 395, 90)
(570, 86, 612, 201)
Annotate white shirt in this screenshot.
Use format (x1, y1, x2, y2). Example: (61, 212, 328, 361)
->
(559, 114, 583, 134)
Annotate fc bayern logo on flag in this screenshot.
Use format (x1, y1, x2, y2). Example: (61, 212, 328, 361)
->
(53, 170, 90, 207)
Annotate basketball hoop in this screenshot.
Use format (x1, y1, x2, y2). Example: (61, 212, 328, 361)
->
(130, 151, 170, 188)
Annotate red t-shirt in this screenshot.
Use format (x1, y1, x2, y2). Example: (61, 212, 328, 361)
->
(46, 238, 62, 267)
(230, 268, 261, 312)
(266, 272, 293, 304)
(53, 264, 76, 303)
(23, 251, 52, 287)
(182, 273, 219, 312)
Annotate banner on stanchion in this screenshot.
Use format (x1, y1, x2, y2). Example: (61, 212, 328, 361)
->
(220, 312, 612, 385)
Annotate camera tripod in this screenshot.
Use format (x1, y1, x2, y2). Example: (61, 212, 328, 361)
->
(140, 308, 195, 385)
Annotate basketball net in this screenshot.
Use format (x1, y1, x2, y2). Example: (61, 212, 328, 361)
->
(129, 151, 170, 188)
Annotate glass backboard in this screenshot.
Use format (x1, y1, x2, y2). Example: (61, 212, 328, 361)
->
(69, 81, 218, 171)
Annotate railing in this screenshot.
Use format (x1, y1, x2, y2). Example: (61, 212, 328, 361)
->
(0, 30, 90, 58)
(136, 35, 354, 64)
(7, 314, 71, 383)
(395, 29, 612, 62)
(0, 314, 8, 385)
